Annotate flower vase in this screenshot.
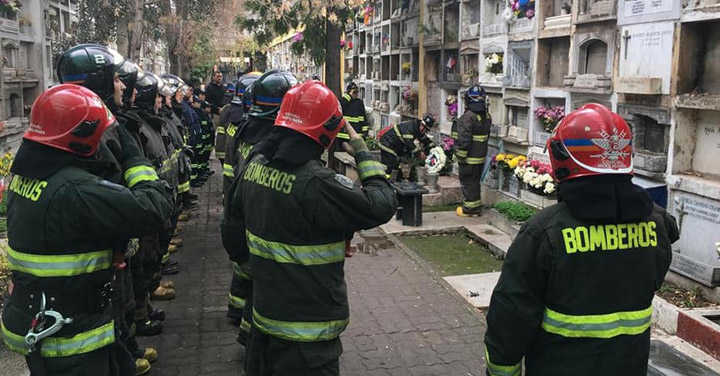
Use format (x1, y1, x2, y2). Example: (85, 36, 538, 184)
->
(427, 172, 439, 193)
(400, 164, 412, 182)
(415, 166, 427, 186)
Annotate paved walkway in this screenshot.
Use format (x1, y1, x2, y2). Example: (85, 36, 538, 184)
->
(142, 161, 488, 375)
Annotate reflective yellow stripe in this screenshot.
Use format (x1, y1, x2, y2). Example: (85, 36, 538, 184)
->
(162, 251, 170, 264)
(223, 163, 235, 178)
(472, 135, 489, 142)
(393, 125, 402, 138)
(455, 150, 468, 157)
(343, 116, 365, 123)
(379, 143, 398, 156)
(226, 124, 237, 137)
(464, 199, 482, 208)
(451, 132, 458, 139)
(123, 165, 158, 188)
(239, 317, 252, 334)
(342, 94, 351, 101)
(232, 261, 251, 280)
(357, 159, 386, 180)
(541, 306, 652, 339)
(228, 293, 246, 309)
(2, 321, 115, 357)
(178, 181, 190, 193)
(215, 151, 226, 159)
(336, 133, 350, 140)
(361, 126, 369, 132)
(402, 134, 415, 139)
(216, 126, 226, 134)
(7, 247, 112, 277)
(485, 348, 521, 376)
(465, 157, 486, 165)
(253, 308, 348, 342)
(247, 231, 345, 266)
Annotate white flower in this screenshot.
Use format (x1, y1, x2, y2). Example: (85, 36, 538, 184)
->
(425, 146, 447, 174)
(523, 172, 537, 184)
(544, 182, 555, 194)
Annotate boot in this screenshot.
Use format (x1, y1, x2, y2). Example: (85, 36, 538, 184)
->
(149, 307, 166, 321)
(160, 280, 174, 289)
(135, 319, 164, 336)
(135, 358, 151, 375)
(182, 199, 199, 210)
(178, 212, 191, 222)
(456, 206, 482, 217)
(142, 347, 158, 363)
(186, 193, 199, 201)
(168, 244, 179, 253)
(150, 285, 176, 301)
(170, 238, 183, 247)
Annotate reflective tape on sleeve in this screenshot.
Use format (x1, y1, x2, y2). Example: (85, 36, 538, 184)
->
(223, 163, 235, 178)
(485, 348, 521, 376)
(472, 135, 489, 142)
(228, 293, 246, 309)
(123, 165, 159, 188)
(357, 160, 386, 180)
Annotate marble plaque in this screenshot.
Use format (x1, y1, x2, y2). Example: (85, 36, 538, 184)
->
(670, 191, 720, 285)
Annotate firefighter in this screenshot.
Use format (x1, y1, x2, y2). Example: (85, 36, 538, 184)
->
(160, 74, 198, 211)
(224, 69, 297, 346)
(338, 81, 368, 141)
(484, 103, 679, 376)
(55, 44, 161, 374)
(0, 84, 172, 376)
(455, 85, 491, 217)
(378, 113, 436, 180)
(180, 86, 203, 187)
(221, 80, 397, 375)
(223, 73, 261, 323)
(220, 71, 261, 198)
(193, 92, 214, 182)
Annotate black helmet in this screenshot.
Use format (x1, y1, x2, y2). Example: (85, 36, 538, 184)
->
(235, 71, 262, 99)
(56, 44, 122, 101)
(346, 81, 359, 93)
(421, 113, 436, 128)
(135, 72, 162, 110)
(250, 70, 298, 119)
(464, 85, 486, 103)
(112, 52, 141, 108)
(243, 82, 256, 111)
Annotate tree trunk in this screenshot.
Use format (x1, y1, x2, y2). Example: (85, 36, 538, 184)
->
(326, 17, 342, 171)
(128, 0, 145, 62)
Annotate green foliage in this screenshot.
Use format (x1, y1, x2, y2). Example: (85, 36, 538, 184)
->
(493, 201, 537, 222)
(237, 0, 359, 66)
(0, 218, 6, 233)
(0, 194, 7, 217)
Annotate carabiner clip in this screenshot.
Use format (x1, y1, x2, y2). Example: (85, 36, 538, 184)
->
(25, 292, 74, 351)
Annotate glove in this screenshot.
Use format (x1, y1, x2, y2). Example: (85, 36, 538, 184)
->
(117, 125, 143, 165)
(182, 146, 195, 158)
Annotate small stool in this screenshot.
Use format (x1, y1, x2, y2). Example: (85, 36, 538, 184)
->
(391, 182, 429, 227)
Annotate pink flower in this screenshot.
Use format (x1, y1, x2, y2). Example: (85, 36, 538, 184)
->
(293, 32, 304, 42)
(512, 1, 520, 10)
(525, 9, 535, 18)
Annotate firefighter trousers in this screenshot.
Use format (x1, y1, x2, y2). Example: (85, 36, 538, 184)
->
(25, 341, 135, 376)
(380, 150, 399, 180)
(459, 163, 483, 213)
(245, 327, 342, 376)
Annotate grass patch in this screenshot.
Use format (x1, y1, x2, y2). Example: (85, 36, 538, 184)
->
(423, 205, 457, 213)
(0, 249, 9, 308)
(493, 201, 537, 222)
(657, 282, 715, 308)
(400, 231, 504, 276)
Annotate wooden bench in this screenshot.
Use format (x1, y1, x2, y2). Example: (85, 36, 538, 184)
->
(391, 182, 429, 227)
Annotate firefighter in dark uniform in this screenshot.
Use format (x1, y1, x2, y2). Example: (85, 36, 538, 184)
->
(222, 80, 398, 375)
(181, 86, 203, 187)
(224, 69, 297, 346)
(114, 64, 176, 340)
(55, 44, 161, 374)
(161, 74, 198, 210)
(378, 113, 436, 180)
(221, 71, 261, 198)
(337, 82, 368, 141)
(0, 84, 172, 376)
(455, 85, 491, 217)
(484, 103, 679, 376)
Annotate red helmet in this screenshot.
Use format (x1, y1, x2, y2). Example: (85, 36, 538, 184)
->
(546, 103, 633, 181)
(274, 81, 347, 148)
(25, 84, 116, 156)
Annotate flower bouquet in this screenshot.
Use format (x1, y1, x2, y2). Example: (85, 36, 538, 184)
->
(0, 0, 20, 17)
(401, 86, 418, 110)
(401, 62, 412, 75)
(425, 146, 447, 174)
(485, 53, 503, 74)
(505, 0, 535, 24)
(534, 106, 565, 133)
(514, 159, 556, 196)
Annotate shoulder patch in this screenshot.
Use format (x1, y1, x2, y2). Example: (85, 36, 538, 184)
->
(334, 174, 355, 189)
(99, 180, 126, 191)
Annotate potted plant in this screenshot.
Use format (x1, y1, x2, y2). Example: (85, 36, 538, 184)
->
(484, 53, 503, 74)
(401, 86, 418, 113)
(534, 105, 565, 133)
(401, 62, 412, 78)
(463, 67, 479, 86)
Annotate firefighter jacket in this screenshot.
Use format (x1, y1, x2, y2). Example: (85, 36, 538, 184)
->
(194, 108, 214, 153)
(221, 134, 397, 343)
(1, 141, 172, 358)
(454, 109, 490, 165)
(159, 106, 191, 194)
(181, 100, 201, 147)
(143, 111, 180, 191)
(379, 119, 433, 158)
(484, 175, 678, 376)
(219, 103, 247, 180)
(337, 94, 368, 141)
(118, 111, 172, 187)
(234, 115, 275, 174)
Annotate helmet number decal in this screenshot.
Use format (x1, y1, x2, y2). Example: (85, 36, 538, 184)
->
(94, 55, 106, 65)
